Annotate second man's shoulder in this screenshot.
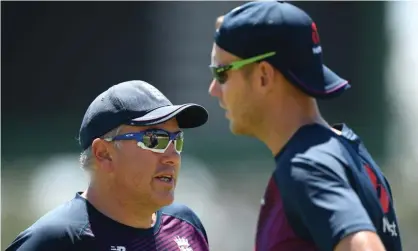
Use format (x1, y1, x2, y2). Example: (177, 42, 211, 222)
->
(160, 203, 208, 242)
(276, 124, 354, 171)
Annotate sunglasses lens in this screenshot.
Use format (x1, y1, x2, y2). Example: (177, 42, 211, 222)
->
(216, 72, 228, 84)
(174, 132, 184, 152)
(143, 131, 170, 150)
(211, 67, 228, 84)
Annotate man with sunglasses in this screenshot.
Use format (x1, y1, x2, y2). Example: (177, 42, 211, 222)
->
(7, 80, 210, 251)
(209, 2, 402, 251)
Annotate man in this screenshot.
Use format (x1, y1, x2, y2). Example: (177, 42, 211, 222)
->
(209, 2, 402, 251)
(7, 80, 210, 251)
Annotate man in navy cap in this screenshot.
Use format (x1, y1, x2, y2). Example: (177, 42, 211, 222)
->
(7, 80, 210, 251)
(209, 1, 402, 251)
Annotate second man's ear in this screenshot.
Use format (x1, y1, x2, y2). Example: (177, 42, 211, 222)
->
(91, 138, 113, 162)
(98, 151, 112, 161)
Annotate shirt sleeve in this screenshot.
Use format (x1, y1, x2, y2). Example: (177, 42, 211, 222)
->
(162, 203, 209, 244)
(277, 156, 377, 251)
(5, 225, 70, 251)
(189, 210, 209, 244)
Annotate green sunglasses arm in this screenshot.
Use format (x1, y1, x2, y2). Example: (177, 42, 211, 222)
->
(230, 51, 276, 70)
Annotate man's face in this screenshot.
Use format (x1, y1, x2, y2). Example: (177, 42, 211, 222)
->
(209, 44, 264, 136)
(95, 118, 181, 209)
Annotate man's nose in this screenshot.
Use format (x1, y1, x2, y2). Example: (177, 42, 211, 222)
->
(160, 142, 180, 166)
(209, 79, 221, 97)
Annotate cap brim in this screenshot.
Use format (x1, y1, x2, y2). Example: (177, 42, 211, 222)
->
(321, 65, 351, 97)
(287, 64, 351, 99)
(128, 104, 208, 128)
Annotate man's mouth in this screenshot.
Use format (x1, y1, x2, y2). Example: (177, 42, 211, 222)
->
(154, 172, 175, 185)
(155, 175, 173, 183)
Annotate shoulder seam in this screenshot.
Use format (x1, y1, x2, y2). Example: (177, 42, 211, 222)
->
(161, 211, 206, 239)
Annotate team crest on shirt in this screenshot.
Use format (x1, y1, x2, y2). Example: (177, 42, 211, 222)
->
(174, 236, 193, 251)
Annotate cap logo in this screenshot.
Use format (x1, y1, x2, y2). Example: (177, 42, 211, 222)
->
(311, 22, 320, 44)
(311, 22, 322, 54)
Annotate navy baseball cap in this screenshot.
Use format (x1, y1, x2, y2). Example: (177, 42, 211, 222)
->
(215, 1, 350, 99)
(79, 80, 209, 150)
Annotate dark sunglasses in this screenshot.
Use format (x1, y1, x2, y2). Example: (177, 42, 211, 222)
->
(209, 51, 276, 84)
(104, 129, 184, 154)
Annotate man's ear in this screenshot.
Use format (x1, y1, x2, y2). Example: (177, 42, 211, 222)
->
(91, 138, 113, 172)
(258, 61, 276, 91)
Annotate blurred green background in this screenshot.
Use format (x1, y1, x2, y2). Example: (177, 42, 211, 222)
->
(2, 1, 417, 250)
